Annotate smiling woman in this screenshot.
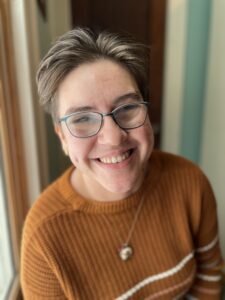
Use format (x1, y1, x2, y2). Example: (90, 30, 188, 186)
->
(54, 59, 154, 201)
(21, 27, 224, 299)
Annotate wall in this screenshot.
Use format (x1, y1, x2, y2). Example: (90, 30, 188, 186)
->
(162, 0, 225, 258)
(180, 0, 211, 162)
(36, 0, 72, 182)
(200, 0, 225, 261)
(10, 0, 42, 203)
(10, 0, 72, 200)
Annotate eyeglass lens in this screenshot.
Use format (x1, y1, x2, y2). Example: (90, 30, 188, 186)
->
(115, 104, 146, 129)
(67, 112, 102, 137)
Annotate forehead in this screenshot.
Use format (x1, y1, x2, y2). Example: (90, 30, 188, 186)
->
(57, 60, 140, 115)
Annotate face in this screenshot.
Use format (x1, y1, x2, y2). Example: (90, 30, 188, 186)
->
(56, 60, 154, 201)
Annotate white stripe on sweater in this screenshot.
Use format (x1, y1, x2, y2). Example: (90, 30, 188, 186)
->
(196, 235, 218, 253)
(115, 252, 194, 300)
(196, 273, 222, 282)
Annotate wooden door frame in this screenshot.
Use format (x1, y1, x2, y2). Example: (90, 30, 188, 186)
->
(0, 0, 28, 298)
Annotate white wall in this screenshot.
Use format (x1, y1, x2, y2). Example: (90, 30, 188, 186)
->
(162, 0, 225, 259)
(200, 0, 225, 258)
(161, 0, 187, 154)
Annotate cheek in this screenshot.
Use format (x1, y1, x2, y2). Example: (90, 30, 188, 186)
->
(138, 119, 154, 146)
(67, 138, 96, 165)
(136, 121, 154, 161)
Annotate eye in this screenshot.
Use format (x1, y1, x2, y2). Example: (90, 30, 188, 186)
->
(68, 113, 102, 127)
(73, 116, 90, 123)
(121, 104, 138, 111)
(69, 114, 92, 124)
(117, 104, 139, 115)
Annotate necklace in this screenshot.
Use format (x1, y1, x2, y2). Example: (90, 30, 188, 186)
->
(104, 195, 146, 261)
(118, 195, 145, 261)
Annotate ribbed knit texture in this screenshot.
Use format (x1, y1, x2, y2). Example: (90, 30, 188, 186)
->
(21, 151, 223, 299)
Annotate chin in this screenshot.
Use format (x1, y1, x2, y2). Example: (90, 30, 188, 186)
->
(100, 176, 139, 197)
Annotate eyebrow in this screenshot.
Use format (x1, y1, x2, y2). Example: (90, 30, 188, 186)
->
(64, 91, 142, 115)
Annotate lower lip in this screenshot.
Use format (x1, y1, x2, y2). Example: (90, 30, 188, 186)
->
(94, 150, 135, 170)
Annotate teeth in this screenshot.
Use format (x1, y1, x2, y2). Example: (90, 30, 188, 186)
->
(99, 151, 130, 164)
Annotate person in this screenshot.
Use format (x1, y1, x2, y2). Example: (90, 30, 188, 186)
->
(21, 27, 223, 299)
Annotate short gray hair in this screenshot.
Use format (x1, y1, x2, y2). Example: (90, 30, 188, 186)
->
(36, 27, 150, 121)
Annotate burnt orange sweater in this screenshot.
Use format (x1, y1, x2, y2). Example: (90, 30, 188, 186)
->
(21, 151, 223, 299)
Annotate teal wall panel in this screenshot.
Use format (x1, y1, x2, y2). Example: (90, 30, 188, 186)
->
(180, 0, 211, 163)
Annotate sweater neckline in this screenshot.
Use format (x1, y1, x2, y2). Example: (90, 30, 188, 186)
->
(58, 150, 162, 214)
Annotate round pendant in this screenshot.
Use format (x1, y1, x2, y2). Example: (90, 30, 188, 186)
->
(119, 245, 133, 261)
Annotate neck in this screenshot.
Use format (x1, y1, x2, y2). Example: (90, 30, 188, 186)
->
(70, 169, 134, 202)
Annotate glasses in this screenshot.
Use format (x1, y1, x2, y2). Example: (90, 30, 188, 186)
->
(59, 101, 149, 138)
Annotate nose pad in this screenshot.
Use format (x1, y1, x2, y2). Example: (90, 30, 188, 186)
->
(97, 116, 127, 145)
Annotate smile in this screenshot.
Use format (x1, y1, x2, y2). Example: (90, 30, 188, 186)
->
(98, 150, 132, 164)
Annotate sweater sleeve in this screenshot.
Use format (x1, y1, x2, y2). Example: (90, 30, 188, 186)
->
(186, 173, 224, 299)
(21, 233, 67, 300)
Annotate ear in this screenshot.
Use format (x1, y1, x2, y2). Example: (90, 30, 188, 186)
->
(54, 124, 69, 156)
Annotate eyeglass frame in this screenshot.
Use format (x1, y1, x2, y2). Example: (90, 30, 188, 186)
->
(58, 101, 149, 138)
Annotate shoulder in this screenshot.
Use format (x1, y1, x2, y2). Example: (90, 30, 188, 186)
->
(149, 150, 216, 230)
(22, 166, 76, 239)
(148, 150, 214, 201)
(151, 150, 205, 179)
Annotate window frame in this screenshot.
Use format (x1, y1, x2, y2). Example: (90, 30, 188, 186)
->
(0, 1, 29, 299)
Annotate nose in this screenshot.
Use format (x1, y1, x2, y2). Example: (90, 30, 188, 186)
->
(97, 115, 128, 146)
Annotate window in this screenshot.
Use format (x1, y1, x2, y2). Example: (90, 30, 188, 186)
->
(0, 1, 28, 299)
(0, 135, 14, 299)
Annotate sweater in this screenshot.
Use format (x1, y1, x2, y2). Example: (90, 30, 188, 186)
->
(21, 151, 223, 299)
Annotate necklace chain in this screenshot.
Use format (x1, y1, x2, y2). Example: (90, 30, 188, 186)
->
(124, 195, 145, 246)
(102, 195, 146, 261)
